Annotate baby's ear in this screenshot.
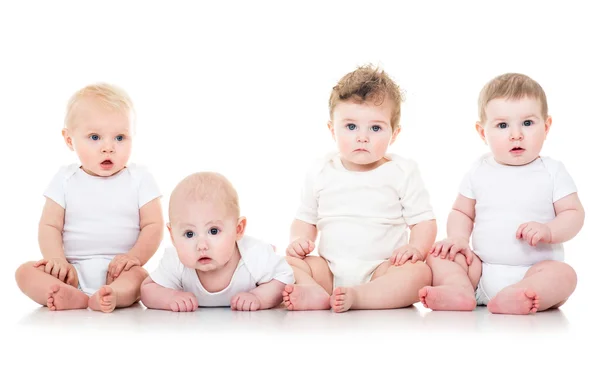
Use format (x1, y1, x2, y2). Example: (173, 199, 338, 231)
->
(62, 128, 74, 151)
(475, 122, 486, 144)
(236, 217, 247, 239)
(544, 116, 553, 137)
(390, 126, 401, 144)
(166, 223, 174, 243)
(327, 121, 335, 139)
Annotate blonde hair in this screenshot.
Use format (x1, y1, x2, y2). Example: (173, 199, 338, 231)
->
(329, 64, 403, 131)
(64, 83, 135, 129)
(478, 73, 548, 122)
(169, 172, 240, 222)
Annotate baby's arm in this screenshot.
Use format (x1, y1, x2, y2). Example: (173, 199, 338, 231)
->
(517, 193, 584, 246)
(391, 219, 436, 265)
(140, 276, 198, 312)
(230, 280, 286, 311)
(108, 198, 164, 279)
(446, 194, 476, 242)
(548, 193, 585, 242)
(251, 280, 286, 309)
(38, 198, 65, 260)
(408, 219, 437, 258)
(36, 198, 77, 286)
(129, 198, 164, 264)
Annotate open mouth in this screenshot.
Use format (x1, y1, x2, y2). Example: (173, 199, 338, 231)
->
(198, 257, 212, 264)
(100, 160, 114, 169)
(510, 147, 525, 153)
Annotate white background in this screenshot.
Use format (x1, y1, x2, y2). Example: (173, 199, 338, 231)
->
(1, 1, 598, 372)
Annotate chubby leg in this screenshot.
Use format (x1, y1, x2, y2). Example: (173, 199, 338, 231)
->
(488, 260, 577, 315)
(330, 261, 432, 313)
(89, 266, 148, 313)
(15, 261, 88, 311)
(282, 256, 333, 311)
(418, 254, 482, 311)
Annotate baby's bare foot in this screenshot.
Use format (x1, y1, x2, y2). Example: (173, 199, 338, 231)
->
(488, 288, 539, 315)
(419, 286, 476, 311)
(88, 286, 118, 313)
(46, 284, 89, 311)
(282, 284, 330, 311)
(330, 287, 356, 313)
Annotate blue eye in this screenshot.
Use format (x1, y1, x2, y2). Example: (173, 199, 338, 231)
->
(523, 120, 532, 126)
(498, 123, 507, 129)
(90, 134, 100, 141)
(184, 231, 195, 238)
(372, 125, 381, 132)
(115, 135, 124, 141)
(209, 228, 219, 235)
(346, 124, 357, 130)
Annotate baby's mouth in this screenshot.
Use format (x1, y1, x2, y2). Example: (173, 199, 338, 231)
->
(101, 160, 113, 165)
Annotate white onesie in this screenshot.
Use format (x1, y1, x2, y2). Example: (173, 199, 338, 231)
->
(459, 154, 577, 304)
(43, 164, 161, 295)
(296, 152, 435, 288)
(149, 235, 295, 307)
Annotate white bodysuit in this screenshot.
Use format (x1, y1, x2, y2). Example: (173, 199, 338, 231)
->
(459, 154, 577, 304)
(296, 153, 435, 287)
(149, 235, 295, 307)
(44, 164, 161, 295)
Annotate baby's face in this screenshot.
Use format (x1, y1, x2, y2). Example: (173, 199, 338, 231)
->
(169, 200, 243, 272)
(63, 98, 132, 177)
(478, 97, 551, 166)
(329, 98, 399, 171)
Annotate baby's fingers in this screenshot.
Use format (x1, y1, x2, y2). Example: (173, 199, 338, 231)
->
(465, 249, 474, 265)
(57, 266, 68, 283)
(230, 295, 239, 309)
(430, 243, 443, 256)
(183, 297, 193, 312)
(439, 243, 452, 259)
(66, 267, 77, 287)
(516, 223, 528, 239)
(292, 243, 306, 258)
(124, 260, 138, 272)
(112, 261, 127, 278)
(449, 245, 466, 261)
(397, 252, 411, 266)
(34, 259, 48, 268)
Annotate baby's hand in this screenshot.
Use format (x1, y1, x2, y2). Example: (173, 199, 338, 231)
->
(34, 258, 78, 288)
(230, 292, 261, 311)
(169, 292, 198, 312)
(390, 244, 423, 266)
(516, 222, 552, 247)
(286, 238, 315, 259)
(430, 237, 474, 265)
(108, 254, 141, 279)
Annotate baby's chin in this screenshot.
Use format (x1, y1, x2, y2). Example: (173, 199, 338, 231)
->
(496, 154, 540, 166)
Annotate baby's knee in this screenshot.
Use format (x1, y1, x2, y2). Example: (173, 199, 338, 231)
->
(285, 255, 308, 269)
(129, 265, 149, 279)
(410, 260, 433, 284)
(15, 261, 38, 283)
(558, 262, 577, 288)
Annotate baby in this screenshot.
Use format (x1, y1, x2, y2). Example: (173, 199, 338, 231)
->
(15, 83, 164, 312)
(282, 65, 436, 312)
(420, 73, 583, 314)
(141, 172, 294, 312)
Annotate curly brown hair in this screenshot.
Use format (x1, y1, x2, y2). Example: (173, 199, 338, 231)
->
(329, 64, 403, 131)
